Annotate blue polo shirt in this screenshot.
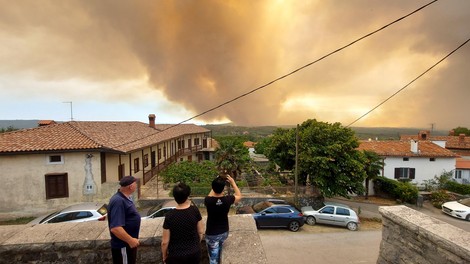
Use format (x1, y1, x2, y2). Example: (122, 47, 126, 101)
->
(108, 191, 141, 248)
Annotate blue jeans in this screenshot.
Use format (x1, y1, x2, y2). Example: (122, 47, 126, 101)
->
(205, 232, 228, 264)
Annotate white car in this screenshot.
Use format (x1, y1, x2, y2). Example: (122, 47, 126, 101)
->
(28, 202, 107, 225)
(441, 198, 470, 221)
(142, 200, 197, 219)
(301, 202, 360, 231)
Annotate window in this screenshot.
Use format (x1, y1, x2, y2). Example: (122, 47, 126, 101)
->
(143, 154, 149, 168)
(203, 138, 207, 148)
(194, 138, 200, 146)
(429, 158, 436, 162)
(178, 140, 182, 149)
(118, 164, 125, 180)
(158, 148, 162, 160)
(263, 208, 276, 214)
(45, 173, 69, 199)
(320, 206, 334, 214)
(188, 139, 192, 149)
(134, 158, 140, 173)
(455, 170, 462, 179)
(47, 154, 64, 164)
(336, 207, 350, 216)
(394, 167, 416, 179)
(275, 207, 292, 214)
(403, 157, 409, 161)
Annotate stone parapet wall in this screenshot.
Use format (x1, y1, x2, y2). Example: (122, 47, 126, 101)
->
(0, 215, 267, 264)
(378, 205, 470, 264)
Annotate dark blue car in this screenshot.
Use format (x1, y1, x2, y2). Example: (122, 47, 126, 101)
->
(237, 201, 304, 232)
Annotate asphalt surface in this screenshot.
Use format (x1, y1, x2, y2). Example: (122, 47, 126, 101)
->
(258, 199, 469, 264)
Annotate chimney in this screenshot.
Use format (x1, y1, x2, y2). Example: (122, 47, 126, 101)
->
(449, 130, 455, 136)
(148, 114, 156, 128)
(410, 140, 418, 154)
(418, 130, 430, 140)
(459, 133, 465, 143)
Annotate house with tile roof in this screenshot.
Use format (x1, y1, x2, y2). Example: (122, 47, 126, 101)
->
(401, 130, 470, 183)
(358, 140, 459, 193)
(0, 114, 213, 215)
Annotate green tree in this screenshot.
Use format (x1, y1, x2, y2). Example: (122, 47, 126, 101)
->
(214, 137, 250, 180)
(0, 126, 18, 133)
(452, 126, 470, 136)
(362, 150, 384, 200)
(160, 160, 218, 184)
(265, 119, 367, 198)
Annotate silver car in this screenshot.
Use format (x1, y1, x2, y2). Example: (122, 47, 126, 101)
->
(28, 202, 108, 225)
(142, 200, 197, 219)
(301, 202, 360, 231)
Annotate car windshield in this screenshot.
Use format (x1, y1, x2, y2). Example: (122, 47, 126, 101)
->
(39, 211, 60, 224)
(253, 201, 274, 213)
(459, 198, 470, 207)
(147, 204, 163, 216)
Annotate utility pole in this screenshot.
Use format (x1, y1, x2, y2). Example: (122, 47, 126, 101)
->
(295, 124, 299, 206)
(63, 101, 73, 121)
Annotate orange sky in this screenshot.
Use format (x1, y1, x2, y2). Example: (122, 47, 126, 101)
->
(0, 0, 469, 130)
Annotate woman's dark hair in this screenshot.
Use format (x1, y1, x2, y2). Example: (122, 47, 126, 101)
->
(172, 182, 191, 204)
(211, 177, 226, 194)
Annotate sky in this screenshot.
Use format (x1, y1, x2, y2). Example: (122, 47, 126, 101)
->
(0, 0, 469, 130)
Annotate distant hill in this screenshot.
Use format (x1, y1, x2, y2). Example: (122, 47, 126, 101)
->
(0, 120, 41, 129)
(203, 124, 449, 141)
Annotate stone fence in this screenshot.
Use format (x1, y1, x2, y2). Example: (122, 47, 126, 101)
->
(0, 215, 267, 264)
(378, 206, 470, 264)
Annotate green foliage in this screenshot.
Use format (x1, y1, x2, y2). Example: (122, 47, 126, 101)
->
(264, 119, 367, 198)
(429, 190, 456, 208)
(373, 177, 418, 203)
(451, 126, 470, 136)
(254, 136, 272, 155)
(362, 150, 384, 198)
(0, 126, 18, 133)
(160, 161, 218, 185)
(444, 181, 470, 195)
(214, 137, 250, 180)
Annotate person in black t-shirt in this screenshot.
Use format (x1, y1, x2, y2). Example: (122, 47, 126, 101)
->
(162, 183, 204, 264)
(204, 175, 242, 264)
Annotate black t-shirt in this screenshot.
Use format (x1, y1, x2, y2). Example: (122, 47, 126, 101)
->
(204, 195, 235, 236)
(163, 205, 202, 257)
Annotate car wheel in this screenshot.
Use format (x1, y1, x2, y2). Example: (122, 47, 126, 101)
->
(466, 214, 470, 221)
(306, 216, 316, 225)
(347, 222, 358, 231)
(288, 221, 300, 232)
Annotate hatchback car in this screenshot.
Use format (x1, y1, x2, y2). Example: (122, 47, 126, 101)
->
(142, 200, 197, 219)
(28, 202, 108, 225)
(442, 198, 470, 221)
(301, 202, 360, 231)
(237, 201, 304, 232)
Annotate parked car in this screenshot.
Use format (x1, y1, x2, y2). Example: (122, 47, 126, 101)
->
(301, 202, 360, 231)
(237, 200, 304, 232)
(441, 198, 470, 221)
(28, 202, 108, 225)
(142, 200, 197, 219)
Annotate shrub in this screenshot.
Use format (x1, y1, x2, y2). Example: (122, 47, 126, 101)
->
(444, 181, 470, 195)
(429, 190, 456, 208)
(373, 177, 418, 204)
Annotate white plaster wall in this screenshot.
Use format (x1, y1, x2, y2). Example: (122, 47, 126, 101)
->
(0, 152, 102, 215)
(382, 156, 455, 185)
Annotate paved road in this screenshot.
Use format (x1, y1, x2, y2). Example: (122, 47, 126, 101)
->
(258, 198, 469, 264)
(259, 229, 381, 264)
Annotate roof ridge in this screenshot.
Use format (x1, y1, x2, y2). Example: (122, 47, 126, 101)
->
(67, 122, 103, 148)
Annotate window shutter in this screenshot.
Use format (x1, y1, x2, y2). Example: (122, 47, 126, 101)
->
(394, 168, 400, 179)
(409, 168, 416, 179)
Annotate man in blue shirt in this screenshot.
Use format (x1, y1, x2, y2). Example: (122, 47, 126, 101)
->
(108, 176, 141, 264)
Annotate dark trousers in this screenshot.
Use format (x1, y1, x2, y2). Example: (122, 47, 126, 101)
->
(111, 246, 137, 264)
(166, 250, 201, 264)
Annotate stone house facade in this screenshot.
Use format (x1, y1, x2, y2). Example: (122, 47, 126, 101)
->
(0, 114, 213, 216)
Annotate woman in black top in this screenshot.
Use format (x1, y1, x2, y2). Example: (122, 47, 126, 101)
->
(162, 183, 204, 264)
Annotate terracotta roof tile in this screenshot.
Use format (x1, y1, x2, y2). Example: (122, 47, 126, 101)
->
(358, 140, 458, 157)
(0, 121, 209, 154)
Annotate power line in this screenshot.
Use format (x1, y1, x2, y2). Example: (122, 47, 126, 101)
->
(162, 0, 438, 132)
(346, 37, 470, 128)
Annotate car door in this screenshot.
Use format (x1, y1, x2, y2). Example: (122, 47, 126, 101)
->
(333, 207, 352, 226)
(316, 206, 336, 224)
(255, 207, 278, 227)
(273, 206, 294, 227)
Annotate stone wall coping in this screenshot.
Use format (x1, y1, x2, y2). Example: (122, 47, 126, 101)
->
(379, 205, 470, 262)
(0, 215, 267, 264)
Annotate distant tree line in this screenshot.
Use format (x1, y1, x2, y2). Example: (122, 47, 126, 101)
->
(0, 126, 18, 133)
